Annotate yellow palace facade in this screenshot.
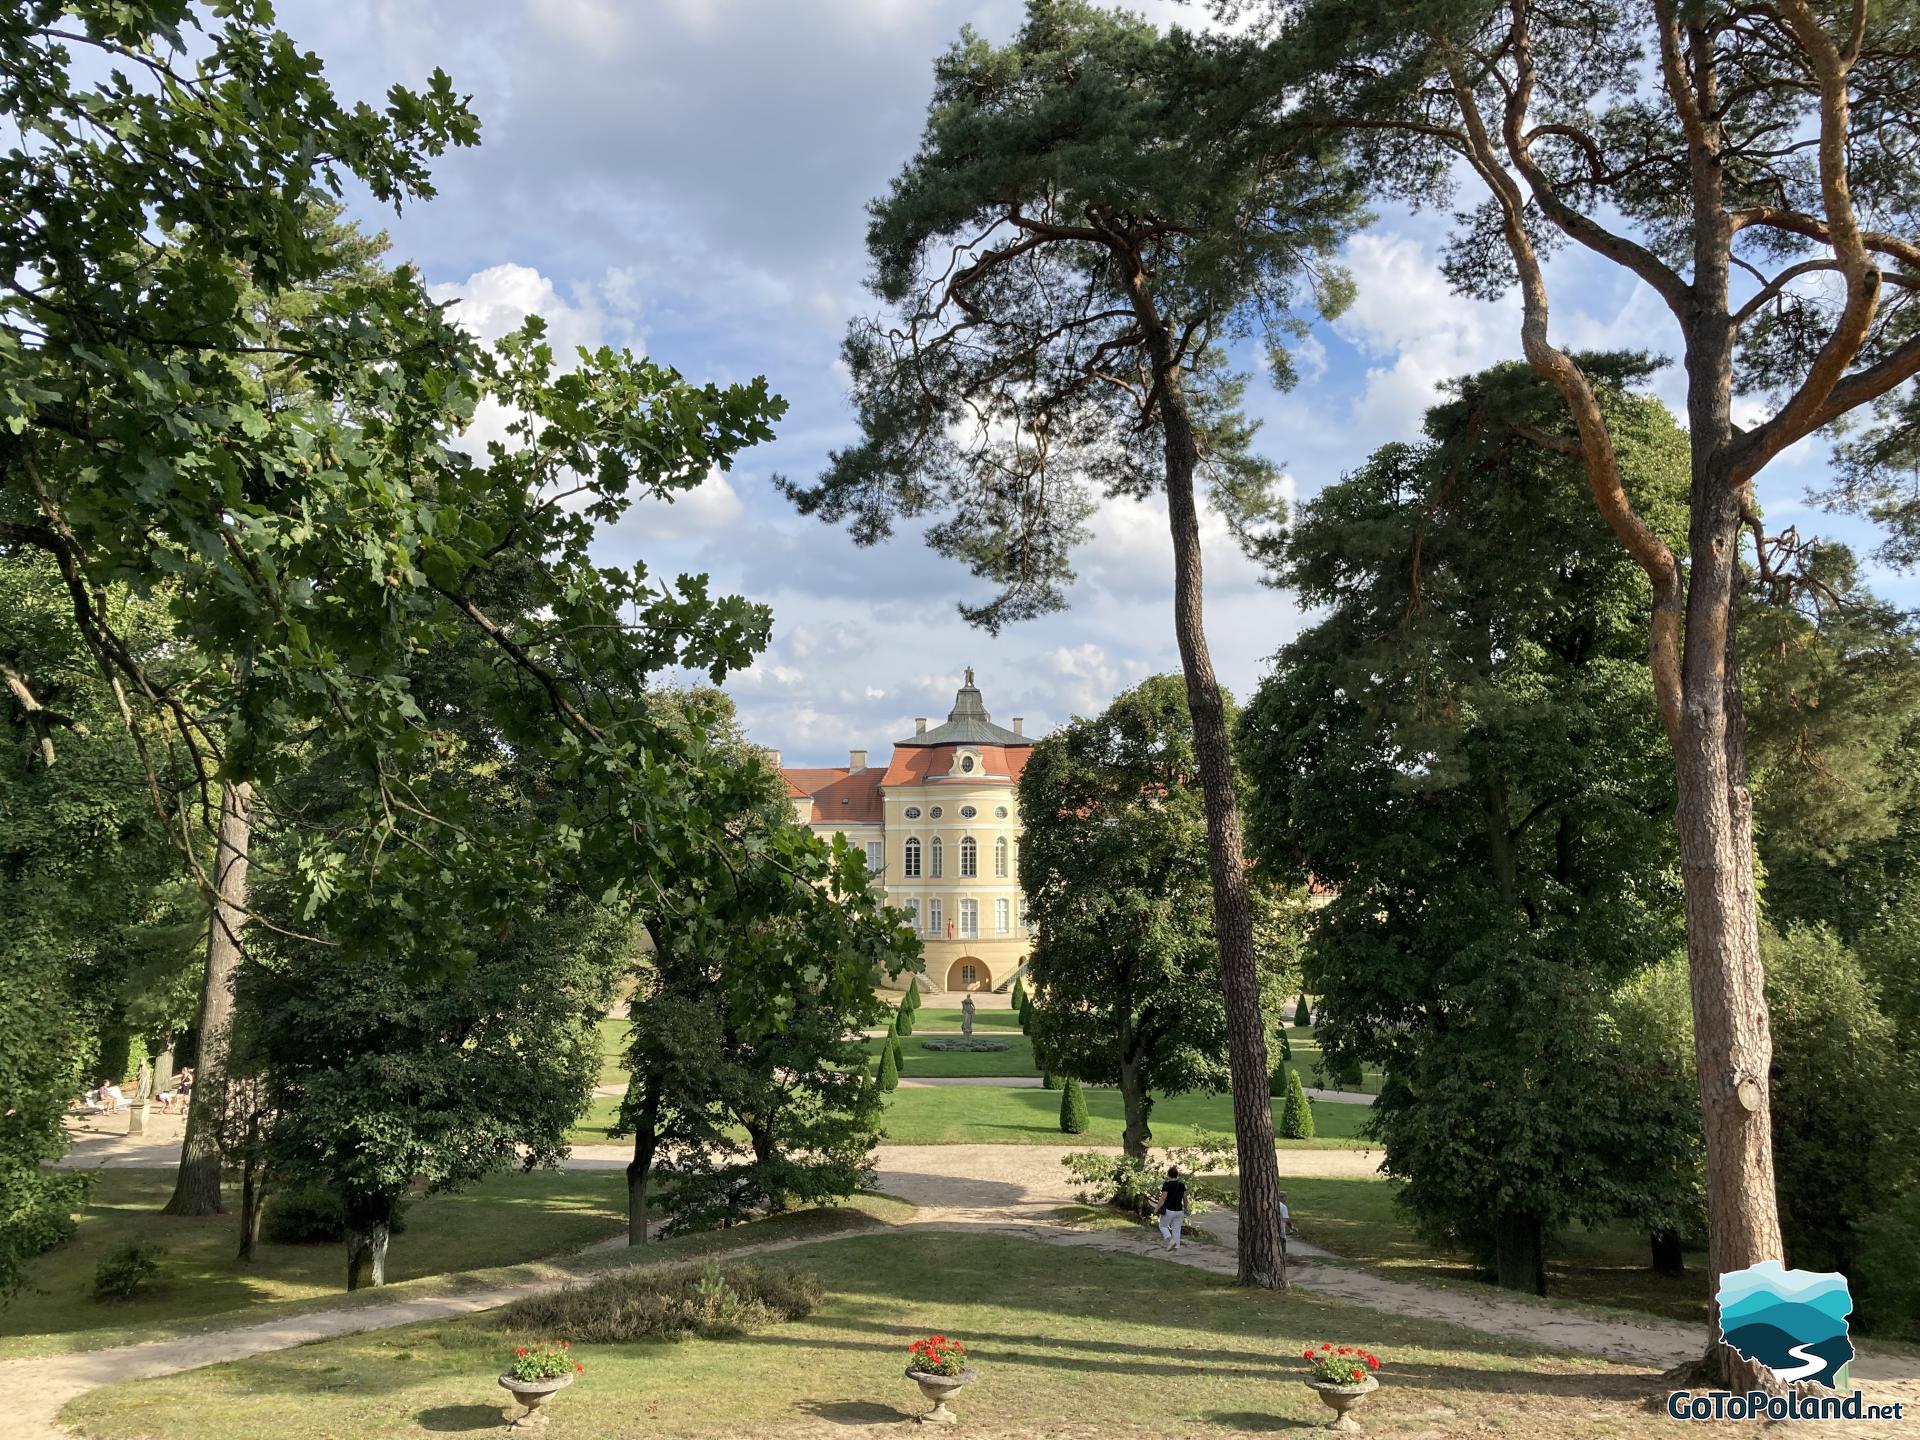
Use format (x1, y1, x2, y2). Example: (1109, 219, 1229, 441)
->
(779, 672, 1033, 994)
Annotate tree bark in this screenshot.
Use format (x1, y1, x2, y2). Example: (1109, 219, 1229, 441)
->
(1128, 280, 1285, 1289)
(164, 779, 252, 1217)
(1650, 1228, 1687, 1276)
(1493, 1209, 1547, 1294)
(626, 1079, 660, 1245)
(345, 1195, 393, 1290)
(237, 1160, 263, 1263)
(1117, 1053, 1154, 1161)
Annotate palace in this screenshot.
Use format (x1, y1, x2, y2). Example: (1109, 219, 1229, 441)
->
(780, 672, 1033, 994)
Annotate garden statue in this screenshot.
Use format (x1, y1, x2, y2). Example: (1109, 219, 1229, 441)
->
(961, 994, 975, 1037)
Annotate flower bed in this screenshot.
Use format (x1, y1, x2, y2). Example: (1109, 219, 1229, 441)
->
(918, 1037, 1011, 1052)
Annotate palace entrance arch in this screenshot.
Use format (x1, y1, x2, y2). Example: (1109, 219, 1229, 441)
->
(945, 957, 992, 993)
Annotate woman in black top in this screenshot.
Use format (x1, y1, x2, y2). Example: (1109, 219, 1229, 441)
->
(1157, 1166, 1188, 1251)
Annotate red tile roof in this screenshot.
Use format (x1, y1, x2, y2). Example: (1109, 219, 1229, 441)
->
(879, 743, 1028, 788)
(781, 766, 886, 824)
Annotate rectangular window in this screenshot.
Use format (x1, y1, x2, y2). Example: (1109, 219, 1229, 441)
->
(959, 899, 978, 937)
(865, 840, 883, 872)
(928, 899, 942, 935)
(1016, 896, 1027, 931)
(903, 838, 921, 878)
(996, 898, 1010, 934)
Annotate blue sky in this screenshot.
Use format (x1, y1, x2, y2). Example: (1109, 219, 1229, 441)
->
(281, 0, 1912, 766)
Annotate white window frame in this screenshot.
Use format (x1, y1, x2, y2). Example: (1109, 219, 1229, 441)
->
(865, 840, 883, 872)
(959, 836, 977, 878)
(930, 836, 943, 878)
(928, 898, 943, 934)
(959, 898, 978, 937)
(994, 837, 1008, 878)
(996, 898, 1010, 933)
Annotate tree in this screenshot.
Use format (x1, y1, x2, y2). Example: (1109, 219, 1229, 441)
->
(1293, 995, 1310, 1028)
(1059, 1077, 1089, 1135)
(896, 996, 915, 1037)
(779, 0, 1363, 1288)
(1238, 362, 1701, 1293)
(1280, 0, 1920, 1378)
(1011, 978, 1026, 1010)
(1019, 675, 1232, 1159)
(1279, 1069, 1315, 1140)
(877, 1040, 900, 1094)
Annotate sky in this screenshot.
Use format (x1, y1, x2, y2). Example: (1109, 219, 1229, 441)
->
(277, 0, 1913, 767)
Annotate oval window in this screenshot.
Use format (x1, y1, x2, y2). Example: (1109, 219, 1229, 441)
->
(959, 805, 977, 819)
(961, 754, 976, 773)
(903, 806, 921, 819)
(929, 806, 944, 819)
(995, 806, 1009, 818)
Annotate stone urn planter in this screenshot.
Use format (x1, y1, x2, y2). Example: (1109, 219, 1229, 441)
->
(498, 1371, 574, 1429)
(904, 1366, 977, 1425)
(1305, 1375, 1378, 1432)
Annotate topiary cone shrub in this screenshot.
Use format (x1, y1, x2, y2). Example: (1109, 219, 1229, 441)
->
(1269, 1062, 1288, 1097)
(1018, 993, 1033, 1032)
(1294, 994, 1311, 1028)
(895, 999, 914, 1037)
(1059, 1077, 1088, 1134)
(1281, 1068, 1315, 1139)
(1011, 978, 1025, 1009)
(1042, 1071, 1061, 1091)
(891, 1032, 905, 1072)
(877, 1041, 899, 1093)
(903, 983, 922, 1013)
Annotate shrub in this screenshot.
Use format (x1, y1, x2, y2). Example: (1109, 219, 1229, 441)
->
(1018, 993, 1033, 1032)
(1062, 1132, 1235, 1215)
(1854, 1190, 1920, 1339)
(1011, 978, 1024, 1009)
(500, 1262, 821, 1343)
(91, 1241, 164, 1302)
(1269, 1062, 1288, 1097)
(1059, 1077, 1088, 1134)
(1280, 1069, 1316, 1139)
(1294, 994, 1311, 1028)
(877, 1040, 899, 1092)
(895, 998, 914, 1037)
(890, 1032, 905, 1072)
(1042, 1070, 1061, 1090)
(903, 984, 922, 1013)
(920, 1037, 1009, 1052)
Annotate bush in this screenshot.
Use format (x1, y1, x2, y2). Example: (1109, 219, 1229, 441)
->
(500, 1261, 820, 1343)
(903, 984, 921, 1013)
(1062, 1132, 1235, 1215)
(1059, 1077, 1088, 1134)
(1269, 1062, 1288, 1097)
(1018, 993, 1033, 1032)
(1854, 1189, 1920, 1339)
(921, 1037, 1010, 1053)
(91, 1241, 164, 1302)
(1280, 1068, 1316, 1139)
(890, 1032, 905, 1072)
(895, 998, 914, 1037)
(263, 1182, 409, 1244)
(1294, 994, 1311, 1028)
(876, 1039, 899, 1093)
(1041, 1071, 1060, 1090)
(1011, 978, 1025, 1009)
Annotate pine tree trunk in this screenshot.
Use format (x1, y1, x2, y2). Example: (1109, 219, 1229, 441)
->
(1677, 476, 1782, 1390)
(237, 1160, 263, 1263)
(1650, 1228, 1686, 1276)
(345, 1197, 392, 1290)
(1493, 1210, 1547, 1294)
(1117, 1055, 1153, 1161)
(1152, 362, 1286, 1290)
(164, 779, 252, 1217)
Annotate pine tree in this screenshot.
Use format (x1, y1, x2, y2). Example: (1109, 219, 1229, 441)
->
(877, 1040, 899, 1094)
(1059, 1076, 1089, 1134)
(1280, 1069, 1316, 1140)
(1294, 995, 1311, 1028)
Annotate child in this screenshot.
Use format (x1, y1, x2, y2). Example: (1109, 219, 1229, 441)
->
(1157, 1165, 1188, 1251)
(1278, 1189, 1292, 1257)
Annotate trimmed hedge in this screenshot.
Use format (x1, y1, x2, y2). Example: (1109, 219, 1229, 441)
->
(1294, 994, 1311, 1028)
(1280, 1068, 1316, 1139)
(876, 1040, 899, 1092)
(1059, 1076, 1089, 1134)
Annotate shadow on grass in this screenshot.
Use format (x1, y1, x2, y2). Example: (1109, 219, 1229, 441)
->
(795, 1398, 914, 1425)
(1203, 1414, 1318, 1433)
(415, 1402, 506, 1431)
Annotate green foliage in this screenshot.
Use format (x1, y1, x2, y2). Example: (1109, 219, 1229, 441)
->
(1018, 993, 1033, 1032)
(1853, 1189, 1920, 1341)
(890, 1032, 905, 1073)
(261, 1183, 410, 1246)
(1020, 676, 1241, 1157)
(500, 1262, 821, 1345)
(1280, 1070, 1316, 1140)
(903, 984, 921, 1013)
(895, 997, 914, 1037)
(1011, 979, 1025, 1010)
(1059, 1077, 1089, 1135)
(876, 1039, 900, 1094)
(780, 0, 1361, 630)
(90, 1242, 164, 1303)
(1294, 995, 1311, 1028)
(1042, 1072, 1061, 1091)
(505, 1341, 577, 1382)
(1062, 1132, 1236, 1214)
(1763, 924, 1920, 1291)
(1237, 363, 1702, 1276)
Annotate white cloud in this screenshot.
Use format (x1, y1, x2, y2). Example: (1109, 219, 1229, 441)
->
(428, 261, 613, 357)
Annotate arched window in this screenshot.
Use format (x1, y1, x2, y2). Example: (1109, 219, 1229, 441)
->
(930, 837, 943, 878)
(994, 837, 1009, 878)
(903, 837, 922, 878)
(959, 836, 978, 878)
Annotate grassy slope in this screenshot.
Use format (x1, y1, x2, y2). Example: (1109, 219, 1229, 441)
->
(64, 1231, 1665, 1440)
(0, 1170, 632, 1361)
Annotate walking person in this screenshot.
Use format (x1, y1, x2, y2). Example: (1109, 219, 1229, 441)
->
(1156, 1165, 1188, 1251)
(1278, 1189, 1292, 1259)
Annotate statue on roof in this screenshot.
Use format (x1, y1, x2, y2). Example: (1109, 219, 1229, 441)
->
(965, 666, 974, 685)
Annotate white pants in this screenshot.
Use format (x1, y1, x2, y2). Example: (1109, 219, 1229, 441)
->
(1158, 1208, 1186, 1246)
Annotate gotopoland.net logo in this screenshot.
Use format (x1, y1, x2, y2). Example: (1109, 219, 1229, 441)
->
(1666, 1260, 1905, 1423)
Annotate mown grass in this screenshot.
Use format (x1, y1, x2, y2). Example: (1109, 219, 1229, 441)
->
(860, 1031, 1039, 1076)
(569, 1085, 1375, 1147)
(64, 1230, 1673, 1440)
(1279, 1025, 1387, 1096)
(0, 1169, 632, 1360)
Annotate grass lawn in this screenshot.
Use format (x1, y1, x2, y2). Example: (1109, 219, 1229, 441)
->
(1216, 1173, 1715, 1327)
(1281, 1025, 1386, 1096)
(861, 1031, 1039, 1076)
(0, 1169, 634, 1361)
(910, 1005, 1023, 1031)
(596, 1016, 629, 1087)
(570, 1085, 1374, 1147)
(64, 1230, 1673, 1440)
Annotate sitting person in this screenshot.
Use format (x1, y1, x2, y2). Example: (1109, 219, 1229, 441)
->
(82, 1078, 126, 1114)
